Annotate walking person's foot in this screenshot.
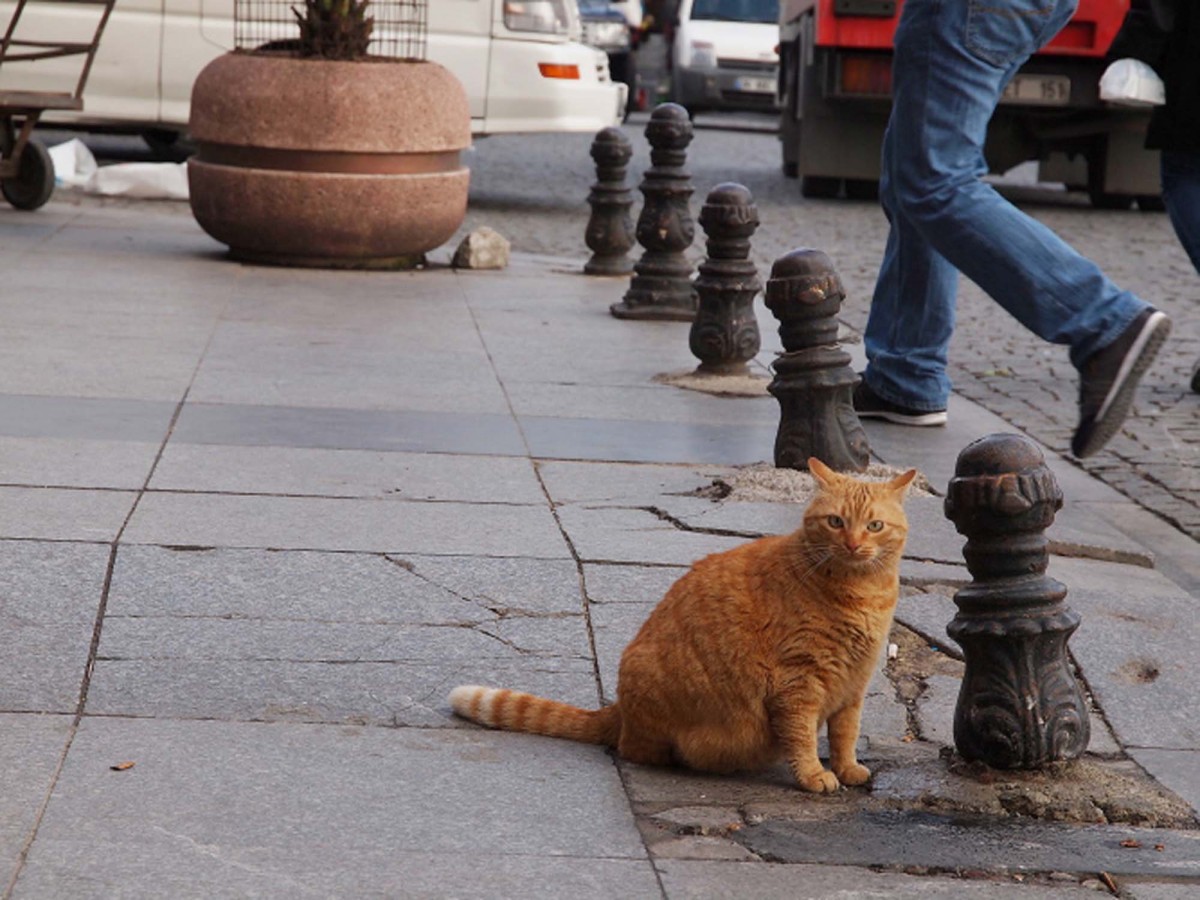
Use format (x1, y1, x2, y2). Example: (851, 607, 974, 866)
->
(853, 379, 947, 426)
(1072, 308, 1172, 458)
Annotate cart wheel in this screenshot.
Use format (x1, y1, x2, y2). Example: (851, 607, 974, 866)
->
(2, 140, 55, 211)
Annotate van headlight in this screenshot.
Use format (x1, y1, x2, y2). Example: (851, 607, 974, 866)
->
(582, 20, 631, 52)
(688, 40, 716, 69)
(504, 0, 571, 34)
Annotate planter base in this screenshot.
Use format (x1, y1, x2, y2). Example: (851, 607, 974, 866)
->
(228, 249, 427, 270)
(188, 53, 470, 269)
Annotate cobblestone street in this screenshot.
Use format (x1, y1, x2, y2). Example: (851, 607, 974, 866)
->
(457, 116, 1200, 539)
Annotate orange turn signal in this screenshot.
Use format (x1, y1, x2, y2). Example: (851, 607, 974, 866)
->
(538, 63, 580, 80)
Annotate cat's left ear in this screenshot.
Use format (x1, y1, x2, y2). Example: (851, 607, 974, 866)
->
(888, 468, 918, 494)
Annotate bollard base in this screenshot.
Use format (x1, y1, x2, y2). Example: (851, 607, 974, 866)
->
(610, 299, 697, 321)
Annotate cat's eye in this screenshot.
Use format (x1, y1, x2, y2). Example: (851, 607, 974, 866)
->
(867, 520, 884, 532)
(827, 515, 845, 528)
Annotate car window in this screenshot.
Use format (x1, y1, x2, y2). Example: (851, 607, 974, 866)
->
(689, 0, 778, 24)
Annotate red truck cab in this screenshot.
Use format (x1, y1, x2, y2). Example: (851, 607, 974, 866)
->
(778, 0, 1160, 207)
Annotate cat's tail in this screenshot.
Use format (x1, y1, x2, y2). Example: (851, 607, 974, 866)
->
(449, 685, 620, 746)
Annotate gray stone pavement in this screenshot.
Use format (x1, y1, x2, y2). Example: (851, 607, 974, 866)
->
(1, 192, 1198, 899)
(458, 111, 1200, 542)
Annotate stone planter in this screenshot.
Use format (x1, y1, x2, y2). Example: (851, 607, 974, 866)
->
(187, 52, 470, 268)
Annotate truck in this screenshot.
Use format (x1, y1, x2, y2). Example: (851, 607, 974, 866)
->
(778, 0, 1161, 209)
(0, 0, 626, 142)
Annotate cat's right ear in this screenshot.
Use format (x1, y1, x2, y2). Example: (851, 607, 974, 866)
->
(889, 468, 918, 493)
(807, 457, 838, 486)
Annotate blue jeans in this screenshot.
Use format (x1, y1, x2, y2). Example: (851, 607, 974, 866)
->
(1161, 150, 1200, 275)
(863, 0, 1150, 411)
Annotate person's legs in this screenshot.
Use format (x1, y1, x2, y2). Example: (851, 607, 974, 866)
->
(1160, 150, 1200, 393)
(864, 0, 1164, 438)
(1161, 150, 1200, 274)
(861, 103, 959, 418)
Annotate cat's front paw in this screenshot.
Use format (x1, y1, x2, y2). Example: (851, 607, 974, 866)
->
(796, 770, 841, 793)
(834, 762, 871, 786)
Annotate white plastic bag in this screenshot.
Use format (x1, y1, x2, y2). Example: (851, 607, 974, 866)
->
(49, 138, 189, 199)
(1099, 58, 1166, 107)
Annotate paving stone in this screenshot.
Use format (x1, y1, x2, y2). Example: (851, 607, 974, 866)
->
(556, 503, 744, 566)
(1049, 502, 1157, 568)
(0, 436, 160, 491)
(664, 500, 803, 538)
(171, 402, 527, 457)
(1053, 558, 1200, 750)
(122, 493, 569, 558)
(95, 549, 595, 726)
(1125, 881, 1200, 900)
(0, 394, 174, 443)
(589, 600, 655, 702)
(522, 415, 776, 466)
(903, 496, 972, 566)
(85, 656, 599, 727)
(0, 486, 136, 544)
(188, 321, 512, 415)
(649, 835, 759, 861)
(0, 540, 110, 712)
(1128, 749, 1200, 818)
(917, 674, 959, 747)
(149, 444, 546, 503)
(15, 718, 651, 897)
(0, 714, 73, 882)
(734, 810, 1200, 877)
(538, 460, 728, 505)
(655, 860, 1102, 898)
(582, 562, 689, 605)
(107, 547, 584, 622)
(506, 380, 776, 426)
(896, 588, 962, 653)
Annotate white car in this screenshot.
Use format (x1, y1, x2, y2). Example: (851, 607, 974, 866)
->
(0, 0, 626, 139)
(671, 0, 779, 115)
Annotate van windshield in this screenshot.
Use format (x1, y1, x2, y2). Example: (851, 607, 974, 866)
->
(690, 0, 778, 24)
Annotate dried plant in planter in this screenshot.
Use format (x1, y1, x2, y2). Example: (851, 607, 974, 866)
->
(292, 0, 375, 60)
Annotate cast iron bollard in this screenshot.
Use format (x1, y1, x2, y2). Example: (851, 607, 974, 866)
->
(764, 248, 869, 472)
(584, 127, 636, 276)
(944, 433, 1090, 769)
(689, 183, 761, 374)
(611, 103, 696, 320)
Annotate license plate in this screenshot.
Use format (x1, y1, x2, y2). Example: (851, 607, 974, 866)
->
(1001, 74, 1070, 106)
(735, 75, 775, 94)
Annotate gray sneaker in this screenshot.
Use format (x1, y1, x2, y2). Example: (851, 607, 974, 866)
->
(1072, 309, 1172, 458)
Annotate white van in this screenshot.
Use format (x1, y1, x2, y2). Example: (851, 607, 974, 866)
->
(0, 0, 626, 139)
(671, 0, 779, 115)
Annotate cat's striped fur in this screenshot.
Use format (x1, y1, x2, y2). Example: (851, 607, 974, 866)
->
(449, 458, 916, 792)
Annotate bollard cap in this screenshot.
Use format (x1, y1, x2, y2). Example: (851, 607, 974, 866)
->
(764, 249, 845, 319)
(590, 126, 632, 165)
(699, 183, 759, 238)
(646, 103, 694, 148)
(945, 433, 1063, 530)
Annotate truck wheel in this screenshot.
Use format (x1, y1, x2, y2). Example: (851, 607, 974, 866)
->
(1, 140, 55, 211)
(783, 160, 798, 178)
(845, 179, 879, 201)
(1088, 190, 1134, 211)
(801, 175, 840, 199)
(1136, 195, 1166, 212)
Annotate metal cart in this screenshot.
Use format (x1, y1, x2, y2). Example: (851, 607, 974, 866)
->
(0, 0, 116, 210)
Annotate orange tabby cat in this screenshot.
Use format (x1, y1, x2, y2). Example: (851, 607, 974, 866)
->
(450, 457, 916, 792)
